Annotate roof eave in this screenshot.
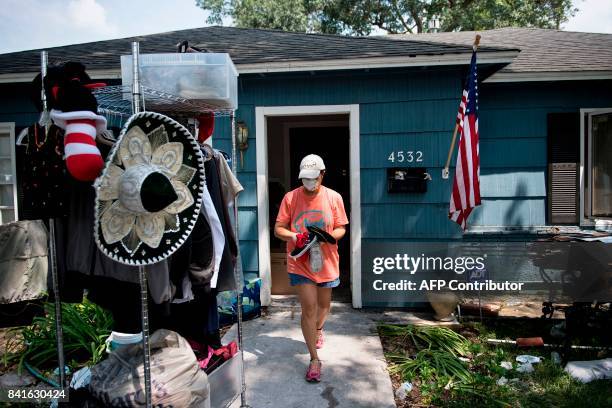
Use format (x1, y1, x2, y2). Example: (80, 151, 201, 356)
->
(236, 50, 517, 73)
(0, 50, 517, 83)
(485, 70, 612, 83)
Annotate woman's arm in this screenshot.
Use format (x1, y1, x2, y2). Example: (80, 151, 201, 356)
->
(274, 221, 297, 243)
(331, 226, 346, 241)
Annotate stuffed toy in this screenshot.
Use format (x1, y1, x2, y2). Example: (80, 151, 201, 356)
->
(46, 62, 107, 181)
(196, 113, 214, 144)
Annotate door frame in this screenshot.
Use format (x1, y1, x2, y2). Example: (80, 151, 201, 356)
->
(0, 122, 18, 224)
(255, 105, 362, 308)
(580, 108, 612, 229)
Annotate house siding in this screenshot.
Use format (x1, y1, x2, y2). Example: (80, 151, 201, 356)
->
(475, 80, 612, 231)
(2, 73, 612, 292)
(226, 67, 465, 276)
(227, 75, 612, 278)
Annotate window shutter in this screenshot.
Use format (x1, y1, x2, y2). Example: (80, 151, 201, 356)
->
(547, 113, 579, 224)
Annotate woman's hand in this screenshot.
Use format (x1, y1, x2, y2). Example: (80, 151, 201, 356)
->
(274, 221, 297, 243)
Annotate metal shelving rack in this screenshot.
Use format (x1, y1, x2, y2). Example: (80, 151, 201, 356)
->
(41, 42, 249, 408)
(95, 85, 236, 118)
(39, 50, 67, 392)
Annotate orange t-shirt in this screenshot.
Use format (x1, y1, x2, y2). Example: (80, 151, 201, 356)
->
(276, 186, 349, 283)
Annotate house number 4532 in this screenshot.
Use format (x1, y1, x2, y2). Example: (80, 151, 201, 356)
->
(387, 151, 423, 163)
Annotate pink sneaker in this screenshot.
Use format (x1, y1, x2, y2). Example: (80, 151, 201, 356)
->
(305, 359, 322, 382)
(316, 330, 324, 349)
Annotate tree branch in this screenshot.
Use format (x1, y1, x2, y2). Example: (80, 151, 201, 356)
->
(390, 0, 413, 33)
(409, 6, 424, 33)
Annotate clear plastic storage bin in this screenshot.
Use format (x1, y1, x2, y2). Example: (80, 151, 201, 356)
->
(121, 53, 238, 110)
(208, 351, 242, 408)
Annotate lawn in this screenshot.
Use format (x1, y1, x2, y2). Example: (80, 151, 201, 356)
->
(378, 318, 612, 408)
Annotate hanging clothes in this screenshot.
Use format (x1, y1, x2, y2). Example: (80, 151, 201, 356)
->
(187, 209, 215, 288)
(0, 220, 48, 304)
(204, 153, 237, 291)
(169, 233, 194, 304)
(63, 174, 172, 305)
(93, 252, 172, 304)
(48, 215, 86, 303)
(215, 151, 244, 213)
(195, 184, 224, 289)
(64, 179, 96, 275)
(16, 124, 68, 220)
(214, 151, 245, 287)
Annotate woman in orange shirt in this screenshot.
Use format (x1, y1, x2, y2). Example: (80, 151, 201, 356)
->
(274, 154, 349, 383)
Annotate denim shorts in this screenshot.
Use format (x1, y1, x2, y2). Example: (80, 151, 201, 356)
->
(288, 273, 340, 288)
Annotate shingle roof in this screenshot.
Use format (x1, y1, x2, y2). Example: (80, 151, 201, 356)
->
(388, 27, 612, 74)
(0, 26, 512, 76)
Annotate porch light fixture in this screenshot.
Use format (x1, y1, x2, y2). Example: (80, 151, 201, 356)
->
(236, 120, 249, 169)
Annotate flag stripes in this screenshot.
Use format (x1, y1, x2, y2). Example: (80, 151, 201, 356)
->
(449, 51, 481, 230)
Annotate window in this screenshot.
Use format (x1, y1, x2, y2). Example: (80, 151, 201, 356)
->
(0, 123, 18, 224)
(580, 109, 612, 227)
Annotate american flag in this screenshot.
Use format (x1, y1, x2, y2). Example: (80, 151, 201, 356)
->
(449, 50, 481, 230)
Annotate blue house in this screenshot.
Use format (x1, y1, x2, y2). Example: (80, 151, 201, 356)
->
(0, 27, 610, 307)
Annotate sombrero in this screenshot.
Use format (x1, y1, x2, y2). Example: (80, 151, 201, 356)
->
(306, 225, 336, 244)
(94, 111, 205, 266)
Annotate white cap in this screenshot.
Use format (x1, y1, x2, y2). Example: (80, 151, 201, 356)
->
(298, 154, 326, 179)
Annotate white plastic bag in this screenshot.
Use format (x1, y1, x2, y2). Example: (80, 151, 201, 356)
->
(565, 358, 612, 383)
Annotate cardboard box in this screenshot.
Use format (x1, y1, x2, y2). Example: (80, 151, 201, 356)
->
(271, 252, 295, 295)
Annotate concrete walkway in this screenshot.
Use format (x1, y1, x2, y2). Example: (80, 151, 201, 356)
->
(228, 298, 397, 408)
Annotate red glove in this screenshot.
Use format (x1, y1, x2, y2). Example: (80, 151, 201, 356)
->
(295, 231, 309, 248)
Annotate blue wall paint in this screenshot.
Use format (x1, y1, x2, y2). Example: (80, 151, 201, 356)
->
(3, 73, 612, 297)
(230, 75, 612, 286)
(239, 241, 259, 271)
(223, 68, 468, 279)
(361, 167, 545, 205)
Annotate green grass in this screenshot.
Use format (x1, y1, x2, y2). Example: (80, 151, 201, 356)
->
(514, 360, 612, 407)
(379, 321, 612, 408)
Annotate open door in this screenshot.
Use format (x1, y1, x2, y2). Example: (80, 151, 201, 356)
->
(267, 115, 351, 302)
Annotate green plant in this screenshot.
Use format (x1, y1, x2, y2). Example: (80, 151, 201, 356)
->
(4, 299, 113, 372)
(380, 320, 612, 408)
(378, 323, 470, 356)
(446, 376, 511, 408)
(387, 349, 472, 382)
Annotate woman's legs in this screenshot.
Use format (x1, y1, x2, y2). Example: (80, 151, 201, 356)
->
(316, 286, 332, 331)
(295, 283, 320, 361)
